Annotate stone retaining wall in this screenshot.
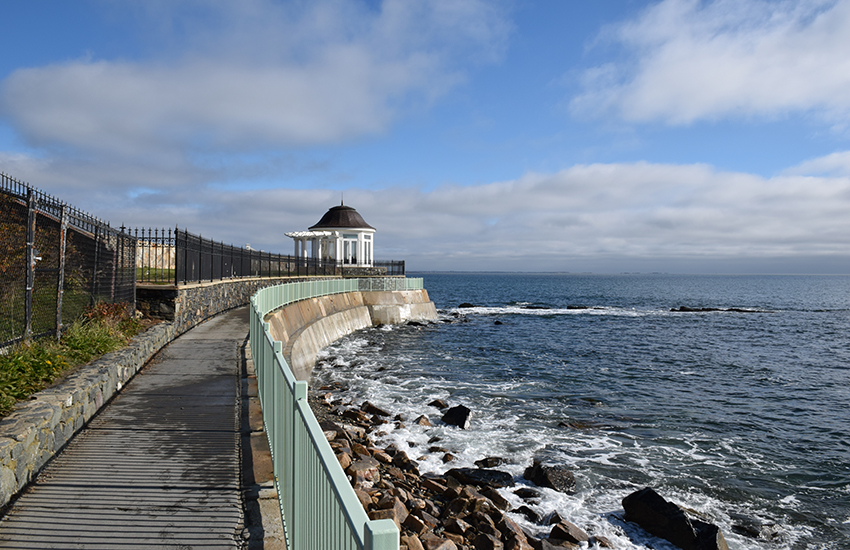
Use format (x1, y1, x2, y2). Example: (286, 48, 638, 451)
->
(266, 289, 437, 381)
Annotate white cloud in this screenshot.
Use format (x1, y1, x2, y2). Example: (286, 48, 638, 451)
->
(9, 150, 847, 272)
(0, 0, 509, 163)
(572, 0, 850, 126)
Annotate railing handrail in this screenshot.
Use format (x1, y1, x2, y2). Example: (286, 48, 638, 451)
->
(249, 277, 424, 550)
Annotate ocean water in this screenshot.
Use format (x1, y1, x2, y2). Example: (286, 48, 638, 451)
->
(311, 273, 850, 550)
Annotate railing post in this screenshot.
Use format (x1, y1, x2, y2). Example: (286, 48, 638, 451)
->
(365, 520, 399, 550)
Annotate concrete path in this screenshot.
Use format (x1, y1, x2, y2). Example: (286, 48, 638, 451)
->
(0, 307, 251, 549)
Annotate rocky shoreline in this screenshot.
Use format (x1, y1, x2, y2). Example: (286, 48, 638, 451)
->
(308, 388, 730, 550)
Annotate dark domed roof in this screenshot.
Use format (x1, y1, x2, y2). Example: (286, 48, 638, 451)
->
(309, 204, 375, 230)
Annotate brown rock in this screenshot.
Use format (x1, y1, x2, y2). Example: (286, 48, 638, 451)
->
(504, 534, 535, 550)
(414, 415, 432, 426)
(422, 478, 448, 495)
(498, 515, 528, 543)
(413, 509, 440, 529)
(362, 401, 392, 416)
(482, 487, 512, 511)
(590, 535, 614, 548)
(381, 496, 409, 525)
(541, 540, 579, 549)
(420, 533, 458, 550)
(443, 532, 465, 546)
(352, 442, 371, 458)
(444, 517, 472, 536)
(370, 508, 405, 529)
(550, 521, 589, 545)
(336, 451, 352, 470)
(403, 513, 430, 535)
(343, 408, 371, 424)
(402, 534, 426, 550)
(374, 450, 393, 464)
(473, 533, 504, 550)
(354, 488, 372, 510)
(347, 457, 381, 487)
(442, 453, 455, 463)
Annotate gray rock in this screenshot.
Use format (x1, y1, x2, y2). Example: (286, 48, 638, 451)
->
(441, 405, 472, 429)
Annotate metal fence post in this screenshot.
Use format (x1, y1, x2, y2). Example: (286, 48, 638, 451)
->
(56, 205, 68, 340)
(24, 189, 37, 340)
(90, 225, 100, 305)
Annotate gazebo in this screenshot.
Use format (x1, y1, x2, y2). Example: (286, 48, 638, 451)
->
(285, 203, 375, 267)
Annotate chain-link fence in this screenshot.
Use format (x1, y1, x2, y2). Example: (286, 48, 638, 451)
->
(1, 173, 136, 347)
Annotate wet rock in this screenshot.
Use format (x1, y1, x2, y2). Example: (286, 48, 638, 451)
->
(523, 460, 576, 494)
(446, 468, 515, 489)
(475, 456, 507, 468)
(622, 487, 729, 550)
(590, 535, 614, 548)
(494, 320, 503, 325)
(414, 415, 432, 426)
(428, 398, 449, 410)
(549, 521, 588, 545)
(513, 487, 541, 500)
(458, 303, 476, 308)
(441, 405, 472, 429)
(362, 401, 392, 417)
(515, 505, 542, 524)
(541, 539, 579, 549)
(482, 487, 511, 511)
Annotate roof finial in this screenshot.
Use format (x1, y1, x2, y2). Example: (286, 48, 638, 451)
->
(341, 192, 344, 206)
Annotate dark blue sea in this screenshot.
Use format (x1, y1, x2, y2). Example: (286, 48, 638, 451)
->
(311, 273, 850, 549)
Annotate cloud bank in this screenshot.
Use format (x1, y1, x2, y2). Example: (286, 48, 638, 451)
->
(573, 0, 850, 126)
(1, 0, 509, 165)
(6, 150, 847, 273)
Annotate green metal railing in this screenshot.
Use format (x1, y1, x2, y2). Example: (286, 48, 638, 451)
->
(249, 277, 424, 550)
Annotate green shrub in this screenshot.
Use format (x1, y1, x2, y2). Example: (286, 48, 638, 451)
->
(0, 302, 142, 417)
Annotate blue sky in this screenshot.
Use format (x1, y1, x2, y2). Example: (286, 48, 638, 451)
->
(2, 0, 850, 273)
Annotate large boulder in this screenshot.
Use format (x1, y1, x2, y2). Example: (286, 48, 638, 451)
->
(523, 460, 576, 494)
(441, 405, 472, 429)
(622, 487, 729, 550)
(446, 468, 515, 489)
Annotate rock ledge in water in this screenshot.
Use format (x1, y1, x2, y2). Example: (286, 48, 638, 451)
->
(622, 487, 729, 550)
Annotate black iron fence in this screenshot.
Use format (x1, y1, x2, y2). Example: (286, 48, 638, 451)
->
(1, 173, 135, 347)
(135, 228, 405, 284)
(374, 261, 405, 276)
(1, 172, 407, 346)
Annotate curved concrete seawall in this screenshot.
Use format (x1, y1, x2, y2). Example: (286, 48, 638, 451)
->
(265, 289, 437, 381)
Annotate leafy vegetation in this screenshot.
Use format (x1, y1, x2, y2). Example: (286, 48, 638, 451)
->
(0, 302, 145, 417)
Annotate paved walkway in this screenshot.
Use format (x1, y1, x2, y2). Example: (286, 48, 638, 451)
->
(0, 307, 251, 549)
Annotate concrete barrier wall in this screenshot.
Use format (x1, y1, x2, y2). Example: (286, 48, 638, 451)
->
(266, 289, 437, 381)
(0, 276, 335, 508)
